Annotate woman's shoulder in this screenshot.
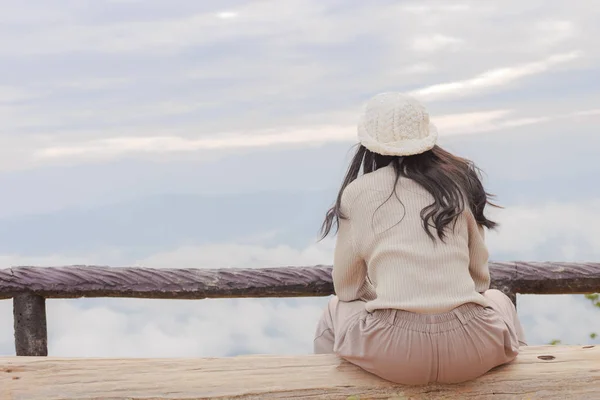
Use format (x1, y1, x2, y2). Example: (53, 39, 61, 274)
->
(343, 165, 438, 208)
(341, 165, 397, 206)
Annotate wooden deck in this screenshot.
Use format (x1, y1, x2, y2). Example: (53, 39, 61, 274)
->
(1, 345, 598, 399)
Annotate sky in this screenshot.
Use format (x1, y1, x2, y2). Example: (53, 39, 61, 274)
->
(0, 0, 599, 357)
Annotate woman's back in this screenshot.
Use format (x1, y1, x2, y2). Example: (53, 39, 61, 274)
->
(336, 165, 489, 314)
(314, 92, 526, 385)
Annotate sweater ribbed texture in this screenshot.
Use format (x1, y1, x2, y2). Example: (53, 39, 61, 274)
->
(332, 165, 490, 314)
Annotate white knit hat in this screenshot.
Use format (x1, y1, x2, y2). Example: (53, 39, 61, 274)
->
(357, 92, 438, 156)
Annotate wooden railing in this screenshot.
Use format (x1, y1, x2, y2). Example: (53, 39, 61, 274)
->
(1, 262, 600, 357)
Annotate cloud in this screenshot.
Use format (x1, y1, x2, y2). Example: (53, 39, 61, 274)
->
(1, 198, 599, 357)
(27, 106, 600, 163)
(138, 241, 335, 269)
(0, 4, 67, 24)
(572, 109, 600, 117)
(487, 199, 600, 261)
(435, 110, 512, 134)
(0, 86, 45, 103)
(0, 240, 336, 357)
(0, 294, 328, 358)
(398, 63, 436, 75)
(49, 77, 132, 91)
(129, 199, 600, 267)
(0, 0, 596, 174)
(216, 11, 239, 20)
(519, 294, 600, 346)
(30, 114, 506, 160)
(410, 34, 463, 53)
(533, 20, 577, 48)
(0, 2, 350, 56)
(32, 125, 354, 160)
(410, 51, 582, 101)
(402, 4, 471, 14)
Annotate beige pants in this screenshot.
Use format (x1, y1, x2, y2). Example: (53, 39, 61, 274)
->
(314, 289, 526, 385)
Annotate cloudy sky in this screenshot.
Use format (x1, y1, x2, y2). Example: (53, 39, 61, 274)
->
(0, 0, 599, 357)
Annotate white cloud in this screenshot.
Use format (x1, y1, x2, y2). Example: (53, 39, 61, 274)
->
(0, 251, 126, 269)
(398, 63, 436, 74)
(410, 34, 463, 53)
(216, 11, 239, 20)
(402, 4, 471, 14)
(45, 297, 326, 358)
(533, 20, 576, 48)
(1, 199, 599, 357)
(30, 115, 502, 160)
(519, 294, 600, 346)
(139, 241, 335, 269)
(0, 240, 336, 357)
(410, 51, 582, 101)
(435, 110, 512, 135)
(0, 4, 68, 24)
(0, 1, 596, 174)
(0, 86, 45, 103)
(573, 109, 600, 117)
(26, 106, 600, 163)
(0, 294, 328, 358)
(0, 2, 344, 56)
(487, 199, 600, 260)
(49, 77, 132, 91)
(32, 125, 354, 160)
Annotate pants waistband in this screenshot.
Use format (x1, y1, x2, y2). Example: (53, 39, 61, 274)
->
(371, 303, 488, 333)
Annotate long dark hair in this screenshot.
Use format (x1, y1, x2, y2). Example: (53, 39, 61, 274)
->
(320, 144, 499, 241)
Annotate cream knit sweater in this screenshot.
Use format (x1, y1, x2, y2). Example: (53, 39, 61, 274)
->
(332, 165, 491, 314)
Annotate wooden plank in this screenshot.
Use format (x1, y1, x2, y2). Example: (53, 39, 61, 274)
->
(1, 346, 598, 399)
(0, 262, 598, 300)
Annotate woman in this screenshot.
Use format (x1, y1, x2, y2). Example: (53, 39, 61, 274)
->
(314, 93, 526, 385)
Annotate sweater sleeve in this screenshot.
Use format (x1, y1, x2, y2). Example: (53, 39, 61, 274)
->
(467, 213, 491, 293)
(332, 198, 376, 302)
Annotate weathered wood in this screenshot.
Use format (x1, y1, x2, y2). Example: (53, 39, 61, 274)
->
(0, 265, 334, 300)
(13, 293, 48, 357)
(0, 262, 598, 300)
(498, 285, 517, 307)
(0, 346, 598, 399)
(501, 261, 600, 295)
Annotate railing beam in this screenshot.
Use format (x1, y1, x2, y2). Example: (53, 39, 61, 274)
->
(0, 262, 598, 358)
(0, 262, 598, 300)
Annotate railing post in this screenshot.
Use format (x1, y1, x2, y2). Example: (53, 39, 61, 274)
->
(500, 286, 517, 309)
(508, 292, 517, 309)
(13, 293, 48, 356)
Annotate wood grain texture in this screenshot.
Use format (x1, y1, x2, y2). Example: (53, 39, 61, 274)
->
(0, 262, 598, 300)
(0, 265, 334, 300)
(1, 346, 598, 399)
